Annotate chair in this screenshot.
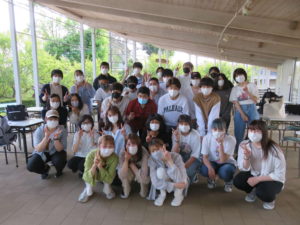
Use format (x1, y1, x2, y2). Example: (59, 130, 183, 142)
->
(282, 135, 300, 177)
(0, 127, 18, 167)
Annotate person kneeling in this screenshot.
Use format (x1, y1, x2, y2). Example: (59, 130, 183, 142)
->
(118, 134, 150, 198)
(78, 135, 119, 203)
(233, 120, 286, 210)
(200, 118, 236, 192)
(148, 138, 188, 207)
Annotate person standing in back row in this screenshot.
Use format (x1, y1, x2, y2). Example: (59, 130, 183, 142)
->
(93, 62, 117, 90)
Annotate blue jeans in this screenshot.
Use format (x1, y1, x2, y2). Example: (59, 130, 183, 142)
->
(234, 104, 259, 152)
(200, 161, 236, 182)
(180, 151, 201, 183)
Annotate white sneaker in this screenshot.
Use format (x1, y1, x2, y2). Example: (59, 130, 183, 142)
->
(207, 179, 216, 189)
(245, 189, 256, 203)
(78, 189, 91, 203)
(171, 189, 184, 207)
(106, 192, 116, 200)
(224, 182, 233, 193)
(154, 191, 166, 207)
(263, 201, 275, 210)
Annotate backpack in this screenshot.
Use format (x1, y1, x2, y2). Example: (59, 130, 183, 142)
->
(258, 89, 283, 114)
(0, 116, 17, 145)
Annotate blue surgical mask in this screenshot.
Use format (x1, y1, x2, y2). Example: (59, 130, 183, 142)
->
(138, 97, 148, 105)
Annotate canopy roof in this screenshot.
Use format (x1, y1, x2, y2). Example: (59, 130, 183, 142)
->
(34, 0, 300, 68)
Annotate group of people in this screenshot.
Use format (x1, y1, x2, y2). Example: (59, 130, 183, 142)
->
(26, 61, 286, 210)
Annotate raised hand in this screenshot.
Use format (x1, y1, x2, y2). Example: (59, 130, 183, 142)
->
(120, 123, 126, 138)
(78, 129, 84, 138)
(53, 129, 62, 139)
(42, 89, 49, 102)
(241, 143, 251, 159)
(128, 112, 135, 121)
(172, 128, 180, 142)
(63, 91, 69, 102)
(124, 150, 132, 161)
(44, 126, 51, 138)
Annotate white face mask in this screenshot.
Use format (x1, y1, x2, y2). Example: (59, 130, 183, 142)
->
(81, 124, 92, 132)
(50, 101, 60, 109)
(201, 87, 213, 96)
(100, 148, 114, 157)
(149, 85, 158, 92)
(157, 72, 162, 78)
(218, 80, 225, 87)
(163, 77, 170, 84)
(101, 68, 109, 75)
(248, 132, 262, 143)
(212, 131, 225, 139)
(191, 79, 200, 87)
(150, 123, 160, 131)
(47, 120, 59, 129)
(52, 76, 61, 84)
(151, 150, 163, 161)
(75, 75, 84, 83)
(133, 68, 141, 75)
(178, 124, 190, 133)
(108, 115, 118, 124)
(236, 75, 245, 83)
(71, 101, 79, 107)
(128, 145, 138, 155)
(168, 89, 179, 98)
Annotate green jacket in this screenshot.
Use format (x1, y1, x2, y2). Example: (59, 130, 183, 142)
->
(82, 149, 119, 186)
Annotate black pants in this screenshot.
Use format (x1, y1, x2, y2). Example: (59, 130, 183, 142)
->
(233, 171, 283, 202)
(67, 156, 85, 173)
(27, 151, 67, 174)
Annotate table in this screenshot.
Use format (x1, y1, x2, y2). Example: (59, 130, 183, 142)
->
(8, 118, 44, 163)
(261, 114, 300, 123)
(27, 107, 43, 113)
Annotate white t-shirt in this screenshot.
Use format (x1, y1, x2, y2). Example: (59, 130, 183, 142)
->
(229, 83, 259, 105)
(201, 133, 236, 165)
(158, 93, 189, 127)
(178, 74, 195, 119)
(94, 88, 111, 102)
(69, 104, 90, 124)
(72, 130, 99, 158)
(101, 96, 130, 119)
(172, 129, 201, 159)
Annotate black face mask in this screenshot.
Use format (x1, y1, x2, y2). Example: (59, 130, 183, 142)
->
(112, 92, 121, 99)
(100, 84, 109, 90)
(128, 84, 136, 90)
(183, 67, 190, 74)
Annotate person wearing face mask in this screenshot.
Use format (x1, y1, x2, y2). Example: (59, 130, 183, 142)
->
(214, 73, 233, 130)
(40, 69, 69, 106)
(123, 76, 139, 100)
(229, 68, 260, 152)
(125, 87, 157, 135)
(172, 115, 201, 184)
(193, 77, 221, 137)
(156, 66, 164, 82)
(159, 69, 174, 92)
(70, 70, 95, 113)
(103, 106, 132, 156)
(208, 66, 220, 77)
(148, 77, 166, 105)
(41, 94, 68, 126)
(200, 118, 236, 192)
(101, 82, 130, 120)
(78, 135, 119, 202)
(122, 62, 144, 88)
(158, 77, 189, 142)
(27, 110, 67, 179)
(190, 72, 201, 96)
(68, 115, 99, 177)
(233, 120, 286, 210)
(93, 62, 117, 90)
(148, 138, 188, 207)
(68, 93, 90, 127)
(118, 134, 150, 198)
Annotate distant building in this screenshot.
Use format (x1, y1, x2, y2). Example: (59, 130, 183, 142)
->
(251, 67, 277, 90)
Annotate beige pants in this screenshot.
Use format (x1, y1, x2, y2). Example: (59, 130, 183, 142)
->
(120, 170, 148, 197)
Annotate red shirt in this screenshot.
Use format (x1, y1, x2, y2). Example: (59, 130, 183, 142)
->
(125, 98, 157, 133)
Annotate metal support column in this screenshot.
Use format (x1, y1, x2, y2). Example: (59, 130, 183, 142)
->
(80, 23, 85, 73)
(91, 28, 97, 79)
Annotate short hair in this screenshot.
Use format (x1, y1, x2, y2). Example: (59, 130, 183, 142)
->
(50, 93, 60, 101)
(210, 72, 219, 79)
(191, 72, 201, 79)
(149, 77, 159, 84)
(209, 66, 220, 74)
(166, 77, 181, 89)
(162, 68, 173, 77)
(133, 62, 143, 69)
(70, 93, 84, 110)
(79, 115, 94, 129)
(111, 82, 124, 92)
(98, 74, 109, 81)
(156, 67, 164, 73)
(138, 86, 150, 96)
(47, 94, 61, 109)
(127, 76, 138, 85)
(183, 62, 194, 70)
(178, 114, 192, 132)
(98, 135, 115, 146)
(211, 118, 226, 131)
(51, 69, 63, 78)
(74, 70, 84, 76)
(200, 77, 214, 88)
(233, 68, 248, 82)
(148, 138, 164, 149)
(100, 62, 110, 69)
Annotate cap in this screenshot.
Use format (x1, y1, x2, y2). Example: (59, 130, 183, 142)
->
(45, 110, 59, 119)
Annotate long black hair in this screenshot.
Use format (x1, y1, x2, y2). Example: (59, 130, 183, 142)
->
(214, 73, 233, 90)
(126, 133, 143, 163)
(69, 93, 84, 110)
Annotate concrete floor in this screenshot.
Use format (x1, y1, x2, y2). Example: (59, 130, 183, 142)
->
(0, 128, 299, 225)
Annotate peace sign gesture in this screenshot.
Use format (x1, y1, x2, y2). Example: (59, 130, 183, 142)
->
(63, 91, 69, 102)
(172, 128, 180, 142)
(42, 89, 49, 102)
